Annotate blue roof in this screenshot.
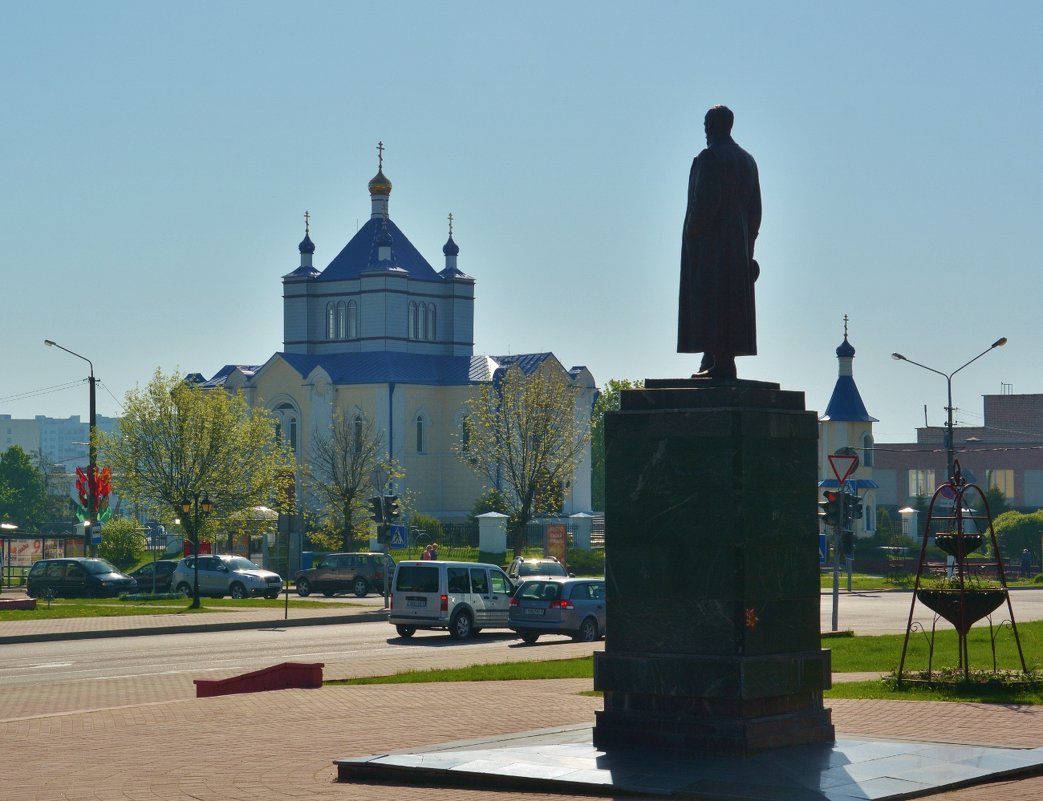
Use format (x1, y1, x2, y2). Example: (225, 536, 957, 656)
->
(318, 216, 442, 282)
(277, 351, 473, 386)
(490, 352, 557, 376)
(821, 376, 878, 422)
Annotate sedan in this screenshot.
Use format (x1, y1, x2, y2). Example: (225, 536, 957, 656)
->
(508, 578, 606, 645)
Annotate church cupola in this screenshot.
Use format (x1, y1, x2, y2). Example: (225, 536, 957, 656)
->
(298, 211, 315, 266)
(822, 316, 877, 422)
(369, 140, 392, 219)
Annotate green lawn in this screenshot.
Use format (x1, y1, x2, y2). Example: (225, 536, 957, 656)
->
(0, 595, 359, 621)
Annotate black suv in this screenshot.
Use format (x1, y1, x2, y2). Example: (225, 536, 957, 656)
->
(27, 558, 138, 598)
(294, 552, 396, 597)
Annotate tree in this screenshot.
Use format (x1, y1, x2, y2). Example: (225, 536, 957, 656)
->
(459, 363, 590, 556)
(0, 446, 48, 529)
(97, 517, 147, 569)
(992, 509, 1043, 564)
(306, 412, 386, 551)
(104, 369, 292, 588)
(589, 378, 643, 511)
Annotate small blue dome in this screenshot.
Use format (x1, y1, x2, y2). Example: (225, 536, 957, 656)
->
(443, 234, 459, 256)
(298, 233, 315, 255)
(836, 337, 855, 358)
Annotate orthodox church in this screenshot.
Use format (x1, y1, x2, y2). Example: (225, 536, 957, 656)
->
(818, 318, 878, 537)
(190, 147, 595, 522)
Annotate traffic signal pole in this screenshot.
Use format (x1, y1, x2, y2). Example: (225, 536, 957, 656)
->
(831, 490, 843, 633)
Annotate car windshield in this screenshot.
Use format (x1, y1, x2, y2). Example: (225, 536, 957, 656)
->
(225, 557, 261, 571)
(519, 561, 567, 577)
(84, 559, 120, 575)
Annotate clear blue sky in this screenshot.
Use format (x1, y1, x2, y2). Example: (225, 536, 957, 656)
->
(3, 1, 1041, 442)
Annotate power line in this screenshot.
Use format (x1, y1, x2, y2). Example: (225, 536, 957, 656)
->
(0, 380, 86, 405)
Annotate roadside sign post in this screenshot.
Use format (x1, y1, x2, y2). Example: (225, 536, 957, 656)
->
(828, 452, 859, 632)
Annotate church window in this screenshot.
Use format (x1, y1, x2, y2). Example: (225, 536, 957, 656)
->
(416, 415, 426, 453)
(353, 415, 363, 454)
(862, 433, 875, 467)
(326, 303, 336, 339)
(408, 302, 418, 340)
(347, 300, 358, 339)
(428, 304, 436, 340)
(273, 403, 299, 455)
(336, 301, 347, 339)
(460, 415, 470, 452)
(418, 303, 428, 341)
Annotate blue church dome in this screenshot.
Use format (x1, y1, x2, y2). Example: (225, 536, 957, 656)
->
(442, 234, 459, 256)
(298, 233, 315, 255)
(836, 337, 855, 358)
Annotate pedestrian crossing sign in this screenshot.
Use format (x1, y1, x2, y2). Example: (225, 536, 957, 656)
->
(389, 524, 407, 549)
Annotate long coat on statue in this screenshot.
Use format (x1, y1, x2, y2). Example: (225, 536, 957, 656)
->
(677, 136, 761, 356)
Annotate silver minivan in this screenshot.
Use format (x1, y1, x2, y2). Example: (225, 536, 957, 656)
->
(388, 560, 515, 640)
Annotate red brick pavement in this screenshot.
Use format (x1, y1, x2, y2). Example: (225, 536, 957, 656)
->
(3, 679, 1043, 801)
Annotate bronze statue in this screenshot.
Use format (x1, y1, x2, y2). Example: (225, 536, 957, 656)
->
(678, 105, 761, 379)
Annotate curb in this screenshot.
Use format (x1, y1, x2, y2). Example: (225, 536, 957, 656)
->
(0, 610, 389, 645)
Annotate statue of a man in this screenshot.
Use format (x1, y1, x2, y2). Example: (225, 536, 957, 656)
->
(677, 105, 761, 379)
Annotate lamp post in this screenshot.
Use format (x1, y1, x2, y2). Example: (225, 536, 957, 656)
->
(180, 492, 213, 609)
(892, 337, 1008, 482)
(44, 339, 98, 556)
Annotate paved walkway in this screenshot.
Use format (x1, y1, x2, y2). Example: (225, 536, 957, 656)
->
(2, 602, 1041, 799)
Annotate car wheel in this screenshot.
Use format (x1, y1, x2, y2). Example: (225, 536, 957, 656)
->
(521, 632, 539, 645)
(396, 625, 417, 638)
(448, 610, 473, 640)
(574, 617, 599, 642)
(352, 577, 369, 597)
(229, 582, 248, 600)
(265, 592, 279, 599)
(296, 578, 311, 597)
(175, 582, 192, 596)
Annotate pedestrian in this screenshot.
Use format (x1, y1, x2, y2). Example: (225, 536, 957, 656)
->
(421, 545, 433, 561)
(1020, 548, 1033, 579)
(430, 542, 439, 560)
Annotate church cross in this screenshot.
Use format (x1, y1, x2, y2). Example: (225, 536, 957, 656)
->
(447, 212, 453, 236)
(377, 141, 385, 170)
(843, 313, 849, 339)
(304, 210, 310, 235)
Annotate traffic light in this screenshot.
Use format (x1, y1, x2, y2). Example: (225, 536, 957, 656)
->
(841, 530, 854, 555)
(384, 495, 401, 521)
(369, 496, 385, 524)
(818, 491, 840, 525)
(847, 492, 863, 520)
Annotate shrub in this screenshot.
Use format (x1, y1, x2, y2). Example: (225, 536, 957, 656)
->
(97, 518, 147, 569)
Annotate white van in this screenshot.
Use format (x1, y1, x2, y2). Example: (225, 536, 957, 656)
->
(388, 560, 515, 639)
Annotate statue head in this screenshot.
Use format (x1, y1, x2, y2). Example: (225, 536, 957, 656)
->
(704, 105, 734, 145)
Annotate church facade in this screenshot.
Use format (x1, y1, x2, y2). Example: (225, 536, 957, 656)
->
(191, 150, 595, 523)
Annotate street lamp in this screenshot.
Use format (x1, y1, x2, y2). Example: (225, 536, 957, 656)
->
(180, 492, 213, 609)
(892, 337, 1008, 482)
(44, 339, 98, 556)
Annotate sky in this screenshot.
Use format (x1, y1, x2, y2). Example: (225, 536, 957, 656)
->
(3, 1, 1042, 443)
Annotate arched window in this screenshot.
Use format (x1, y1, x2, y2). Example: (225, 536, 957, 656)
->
(460, 415, 470, 452)
(336, 301, 347, 339)
(416, 415, 426, 453)
(428, 304, 436, 341)
(326, 303, 336, 339)
(418, 303, 428, 341)
(273, 402, 299, 454)
(346, 300, 358, 339)
(408, 302, 417, 340)
(862, 433, 875, 467)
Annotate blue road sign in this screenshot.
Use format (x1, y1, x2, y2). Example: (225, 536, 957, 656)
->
(389, 524, 407, 549)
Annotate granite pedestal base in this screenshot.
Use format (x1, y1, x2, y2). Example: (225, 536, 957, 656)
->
(592, 378, 834, 754)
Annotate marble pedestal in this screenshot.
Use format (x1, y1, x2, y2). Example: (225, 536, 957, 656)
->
(592, 378, 834, 755)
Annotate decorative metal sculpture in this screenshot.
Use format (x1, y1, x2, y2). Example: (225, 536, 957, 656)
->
(897, 460, 1027, 684)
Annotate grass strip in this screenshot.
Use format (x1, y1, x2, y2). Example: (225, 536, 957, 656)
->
(328, 657, 594, 685)
(0, 595, 356, 620)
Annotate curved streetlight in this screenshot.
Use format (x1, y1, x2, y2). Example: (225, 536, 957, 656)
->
(44, 339, 98, 555)
(891, 337, 1008, 482)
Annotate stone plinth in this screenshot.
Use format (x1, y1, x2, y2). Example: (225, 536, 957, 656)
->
(592, 378, 834, 755)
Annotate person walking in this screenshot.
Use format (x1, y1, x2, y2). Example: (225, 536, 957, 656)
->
(1020, 548, 1033, 579)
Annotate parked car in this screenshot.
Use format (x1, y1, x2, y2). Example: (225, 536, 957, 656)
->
(26, 557, 138, 599)
(128, 560, 179, 593)
(508, 577, 606, 645)
(171, 554, 283, 599)
(294, 552, 396, 598)
(388, 560, 515, 640)
(505, 555, 571, 583)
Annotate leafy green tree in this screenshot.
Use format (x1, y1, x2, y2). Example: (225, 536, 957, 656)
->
(0, 445, 48, 529)
(306, 412, 390, 551)
(981, 486, 1010, 518)
(589, 378, 643, 511)
(103, 369, 293, 604)
(992, 509, 1043, 564)
(459, 363, 590, 556)
(97, 517, 147, 569)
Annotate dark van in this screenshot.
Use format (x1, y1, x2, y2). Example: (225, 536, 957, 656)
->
(26, 558, 138, 598)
